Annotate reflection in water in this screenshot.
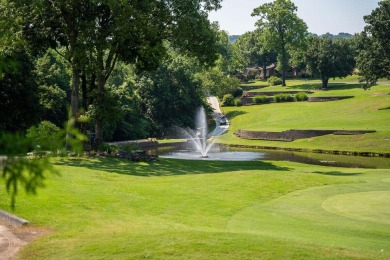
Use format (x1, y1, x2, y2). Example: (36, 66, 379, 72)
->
(146, 143, 390, 169)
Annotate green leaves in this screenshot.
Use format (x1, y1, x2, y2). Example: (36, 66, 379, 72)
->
(356, 0, 390, 86)
(1, 115, 86, 209)
(306, 36, 355, 88)
(0, 132, 56, 210)
(252, 0, 308, 85)
(2, 156, 54, 210)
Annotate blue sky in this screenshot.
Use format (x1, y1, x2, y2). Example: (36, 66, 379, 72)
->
(208, 0, 380, 35)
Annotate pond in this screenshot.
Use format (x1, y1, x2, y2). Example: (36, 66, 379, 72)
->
(145, 143, 390, 169)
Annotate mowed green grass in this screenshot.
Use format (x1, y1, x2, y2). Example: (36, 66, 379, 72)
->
(218, 80, 390, 153)
(1, 157, 389, 259)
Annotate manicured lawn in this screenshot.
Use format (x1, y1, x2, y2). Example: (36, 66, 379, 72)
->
(219, 81, 390, 153)
(1, 157, 389, 259)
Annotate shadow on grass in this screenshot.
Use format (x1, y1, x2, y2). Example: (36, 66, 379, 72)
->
(313, 171, 362, 176)
(225, 110, 247, 120)
(54, 157, 290, 177)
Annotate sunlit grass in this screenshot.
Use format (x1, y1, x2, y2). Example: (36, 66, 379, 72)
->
(0, 157, 388, 259)
(218, 80, 390, 153)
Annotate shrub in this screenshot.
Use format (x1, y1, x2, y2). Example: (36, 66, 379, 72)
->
(254, 95, 268, 104)
(26, 121, 61, 152)
(221, 94, 235, 106)
(274, 94, 294, 102)
(295, 92, 308, 101)
(268, 76, 283, 86)
(235, 100, 242, 107)
(233, 87, 243, 98)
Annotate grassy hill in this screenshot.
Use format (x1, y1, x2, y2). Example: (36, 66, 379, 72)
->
(1, 157, 389, 259)
(217, 78, 390, 154)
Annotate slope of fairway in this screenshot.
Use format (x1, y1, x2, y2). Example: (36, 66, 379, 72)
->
(218, 81, 390, 153)
(0, 158, 389, 259)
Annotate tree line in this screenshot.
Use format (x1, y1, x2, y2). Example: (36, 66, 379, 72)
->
(232, 0, 389, 90)
(1, 0, 389, 143)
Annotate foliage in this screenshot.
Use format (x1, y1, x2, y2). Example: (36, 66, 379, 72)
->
(34, 49, 71, 94)
(1, 155, 54, 210)
(197, 27, 241, 98)
(9, 0, 222, 140)
(0, 132, 57, 209)
(243, 68, 259, 81)
(252, 0, 308, 86)
(137, 48, 204, 136)
(196, 67, 241, 98)
(295, 92, 308, 101)
(233, 87, 244, 98)
(109, 82, 151, 141)
(268, 76, 283, 86)
(221, 94, 235, 106)
(254, 95, 269, 104)
(356, 0, 390, 87)
(274, 94, 294, 102)
(37, 85, 67, 126)
(87, 87, 123, 141)
(0, 48, 41, 132)
(26, 121, 61, 152)
(235, 100, 242, 107)
(232, 30, 277, 78)
(306, 36, 355, 88)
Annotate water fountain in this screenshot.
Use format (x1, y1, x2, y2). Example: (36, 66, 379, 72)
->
(160, 106, 263, 161)
(181, 106, 215, 158)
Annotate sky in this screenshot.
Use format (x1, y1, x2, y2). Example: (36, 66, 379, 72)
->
(208, 0, 380, 35)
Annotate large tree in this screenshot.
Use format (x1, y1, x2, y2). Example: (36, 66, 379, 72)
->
(252, 0, 308, 86)
(356, 0, 390, 87)
(137, 47, 204, 136)
(306, 36, 355, 88)
(233, 29, 277, 79)
(196, 26, 241, 98)
(9, 0, 221, 141)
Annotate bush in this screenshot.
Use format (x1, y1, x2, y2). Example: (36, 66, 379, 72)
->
(235, 100, 242, 107)
(221, 94, 235, 106)
(268, 76, 283, 86)
(295, 92, 308, 101)
(254, 95, 268, 104)
(233, 87, 243, 98)
(274, 94, 294, 102)
(26, 121, 61, 152)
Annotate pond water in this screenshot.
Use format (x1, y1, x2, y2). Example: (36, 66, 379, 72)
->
(146, 144, 390, 169)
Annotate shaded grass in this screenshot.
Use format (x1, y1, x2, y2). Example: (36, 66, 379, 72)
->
(1, 157, 388, 259)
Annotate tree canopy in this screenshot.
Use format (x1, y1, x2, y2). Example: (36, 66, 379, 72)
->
(252, 0, 308, 86)
(356, 0, 390, 87)
(306, 37, 355, 88)
(8, 0, 222, 140)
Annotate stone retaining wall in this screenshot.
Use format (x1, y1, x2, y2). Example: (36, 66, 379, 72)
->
(240, 95, 352, 105)
(243, 90, 313, 97)
(307, 96, 353, 102)
(235, 129, 376, 142)
(241, 85, 267, 91)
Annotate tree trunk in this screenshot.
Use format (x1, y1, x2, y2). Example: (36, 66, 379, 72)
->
(70, 67, 80, 119)
(321, 75, 329, 88)
(81, 71, 87, 111)
(95, 75, 105, 141)
(262, 64, 267, 79)
(281, 44, 287, 86)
